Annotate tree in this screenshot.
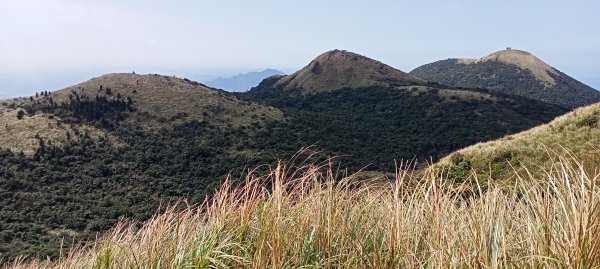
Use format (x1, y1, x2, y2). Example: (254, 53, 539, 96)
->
(16, 110, 25, 120)
(311, 61, 322, 74)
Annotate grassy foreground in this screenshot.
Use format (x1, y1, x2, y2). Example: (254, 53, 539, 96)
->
(6, 155, 600, 268)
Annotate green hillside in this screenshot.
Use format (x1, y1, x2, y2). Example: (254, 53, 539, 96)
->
(0, 74, 289, 259)
(436, 102, 600, 183)
(246, 80, 565, 168)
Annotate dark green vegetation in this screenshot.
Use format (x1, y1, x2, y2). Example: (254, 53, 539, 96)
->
(0, 118, 282, 258)
(0, 50, 577, 261)
(22, 93, 135, 129)
(245, 76, 566, 170)
(410, 52, 600, 109)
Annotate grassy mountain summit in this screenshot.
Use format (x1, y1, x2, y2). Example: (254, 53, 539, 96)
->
(274, 50, 425, 93)
(474, 49, 557, 86)
(50, 73, 284, 125)
(0, 73, 283, 155)
(410, 49, 600, 109)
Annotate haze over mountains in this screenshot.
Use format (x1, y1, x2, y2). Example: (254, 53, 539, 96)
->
(0, 69, 288, 99)
(0, 48, 598, 260)
(204, 69, 285, 92)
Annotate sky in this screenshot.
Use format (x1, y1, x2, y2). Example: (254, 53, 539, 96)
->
(0, 0, 599, 98)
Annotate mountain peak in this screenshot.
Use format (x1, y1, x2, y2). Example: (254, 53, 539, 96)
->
(460, 49, 557, 86)
(411, 49, 600, 109)
(275, 50, 424, 92)
(315, 49, 365, 61)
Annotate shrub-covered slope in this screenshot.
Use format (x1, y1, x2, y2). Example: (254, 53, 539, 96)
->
(0, 74, 288, 259)
(247, 78, 566, 168)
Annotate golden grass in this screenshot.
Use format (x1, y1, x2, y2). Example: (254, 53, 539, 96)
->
(50, 73, 284, 127)
(0, 111, 115, 155)
(396, 86, 495, 102)
(437, 88, 497, 102)
(7, 151, 600, 268)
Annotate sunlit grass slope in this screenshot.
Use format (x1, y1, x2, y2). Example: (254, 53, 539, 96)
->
(8, 153, 600, 268)
(437, 102, 600, 182)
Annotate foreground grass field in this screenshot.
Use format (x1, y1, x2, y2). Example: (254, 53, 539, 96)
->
(6, 153, 600, 268)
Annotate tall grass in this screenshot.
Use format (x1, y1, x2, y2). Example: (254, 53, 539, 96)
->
(7, 155, 600, 268)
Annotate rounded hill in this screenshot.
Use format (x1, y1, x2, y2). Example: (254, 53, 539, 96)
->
(410, 49, 600, 109)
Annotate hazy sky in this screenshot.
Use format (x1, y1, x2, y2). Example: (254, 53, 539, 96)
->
(1, 0, 599, 97)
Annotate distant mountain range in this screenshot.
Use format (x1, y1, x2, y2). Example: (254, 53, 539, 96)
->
(1, 48, 597, 260)
(410, 49, 600, 109)
(204, 69, 285, 92)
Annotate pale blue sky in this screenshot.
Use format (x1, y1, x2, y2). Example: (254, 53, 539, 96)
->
(0, 0, 599, 97)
